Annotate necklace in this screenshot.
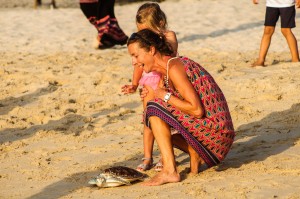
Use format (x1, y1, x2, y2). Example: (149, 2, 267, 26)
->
(164, 75, 169, 89)
(164, 57, 178, 90)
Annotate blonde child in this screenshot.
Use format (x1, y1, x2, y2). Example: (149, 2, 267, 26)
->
(252, 0, 300, 66)
(121, 2, 178, 171)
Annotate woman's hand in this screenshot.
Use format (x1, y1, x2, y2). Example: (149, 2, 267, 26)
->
(153, 86, 167, 100)
(141, 85, 168, 101)
(121, 85, 138, 94)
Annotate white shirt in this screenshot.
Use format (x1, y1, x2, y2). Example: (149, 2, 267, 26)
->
(267, 0, 295, 8)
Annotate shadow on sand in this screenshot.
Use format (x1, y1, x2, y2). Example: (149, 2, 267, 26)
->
(0, 84, 58, 116)
(179, 21, 264, 43)
(26, 103, 300, 198)
(216, 103, 300, 171)
(179, 13, 300, 43)
(0, 91, 140, 144)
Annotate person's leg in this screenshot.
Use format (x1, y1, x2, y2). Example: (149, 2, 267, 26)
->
(136, 125, 154, 171)
(280, 6, 299, 62)
(172, 134, 205, 174)
(91, 0, 116, 48)
(137, 88, 155, 171)
(79, 2, 98, 25)
(252, 26, 275, 66)
(143, 126, 154, 160)
(281, 28, 300, 62)
(142, 116, 180, 186)
(51, 0, 56, 8)
(95, 0, 127, 47)
(97, 0, 115, 19)
(79, 1, 112, 49)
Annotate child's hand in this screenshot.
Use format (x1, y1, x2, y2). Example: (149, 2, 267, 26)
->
(296, 0, 300, 8)
(121, 85, 138, 94)
(253, 0, 258, 4)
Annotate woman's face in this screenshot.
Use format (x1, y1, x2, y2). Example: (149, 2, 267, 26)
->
(128, 42, 153, 73)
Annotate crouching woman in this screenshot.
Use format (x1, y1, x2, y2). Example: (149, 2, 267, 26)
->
(127, 29, 235, 186)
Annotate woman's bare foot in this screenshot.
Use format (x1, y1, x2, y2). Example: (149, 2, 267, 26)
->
(189, 150, 205, 174)
(142, 170, 180, 186)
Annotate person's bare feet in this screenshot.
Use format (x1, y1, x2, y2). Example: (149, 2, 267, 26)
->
(251, 60, 265, 67)
(141, 170, 180, 186)
(189, 150, 205, 174)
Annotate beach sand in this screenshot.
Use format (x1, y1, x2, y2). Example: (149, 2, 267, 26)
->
(1, 0, 300, 198)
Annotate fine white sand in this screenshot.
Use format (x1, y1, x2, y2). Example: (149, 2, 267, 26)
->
(1, 0, 300, 198)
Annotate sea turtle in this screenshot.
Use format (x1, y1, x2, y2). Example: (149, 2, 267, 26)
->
(88, 166, 145, 188)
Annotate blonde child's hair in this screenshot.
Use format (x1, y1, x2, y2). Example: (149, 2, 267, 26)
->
(136, 2, 168, 33)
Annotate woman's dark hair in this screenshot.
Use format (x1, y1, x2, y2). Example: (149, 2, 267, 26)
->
(127, 29, 174, 56)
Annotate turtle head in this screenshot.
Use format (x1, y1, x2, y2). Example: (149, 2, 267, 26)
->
(95, 177, 105, 187)
(88, 174, 106, 187)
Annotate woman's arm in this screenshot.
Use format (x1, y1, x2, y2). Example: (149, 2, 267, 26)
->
(153, 59, 204, 118)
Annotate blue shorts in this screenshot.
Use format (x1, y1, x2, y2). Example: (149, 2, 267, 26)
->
(264, 6, 296, 28)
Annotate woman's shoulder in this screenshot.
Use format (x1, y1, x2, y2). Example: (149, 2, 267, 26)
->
(178, 56, 202, 69)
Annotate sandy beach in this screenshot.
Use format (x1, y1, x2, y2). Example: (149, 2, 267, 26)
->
(1, 0, 300, 198)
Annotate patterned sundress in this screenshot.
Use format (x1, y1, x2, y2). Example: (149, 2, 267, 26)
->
(144, 56, 235, 167)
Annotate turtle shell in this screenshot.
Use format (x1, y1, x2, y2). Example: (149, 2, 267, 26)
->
(104, 166, 145, 182)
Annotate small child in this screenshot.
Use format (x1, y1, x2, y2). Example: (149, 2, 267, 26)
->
(121, 2, 178, 171)
(252, 0, 300, 66)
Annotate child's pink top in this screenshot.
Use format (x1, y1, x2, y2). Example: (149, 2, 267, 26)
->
(139, 72, 161, 90)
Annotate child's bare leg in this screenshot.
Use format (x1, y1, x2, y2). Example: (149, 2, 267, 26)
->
(138, 86, 155, 170)
(141, 125, 154, 164)
(172, 134, 205, 174)
(281, 28, 300, 62)
(252, 26, 275, 67)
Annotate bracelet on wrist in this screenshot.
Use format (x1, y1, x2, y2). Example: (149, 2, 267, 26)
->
(163, 92, 172, 102)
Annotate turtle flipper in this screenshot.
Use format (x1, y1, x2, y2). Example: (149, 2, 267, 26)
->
(88, 178, 98, 185)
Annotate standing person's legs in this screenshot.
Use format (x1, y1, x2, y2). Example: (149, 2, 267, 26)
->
(142, 116, 180, 186)
(79, 1, 112, 48)
(280, 6, 300, 62)
(96, 0, 128, 47)
(252, 7, 278, 67)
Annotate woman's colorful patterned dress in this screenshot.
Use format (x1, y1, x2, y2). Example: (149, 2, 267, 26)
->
(145, 56, 235, 167)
